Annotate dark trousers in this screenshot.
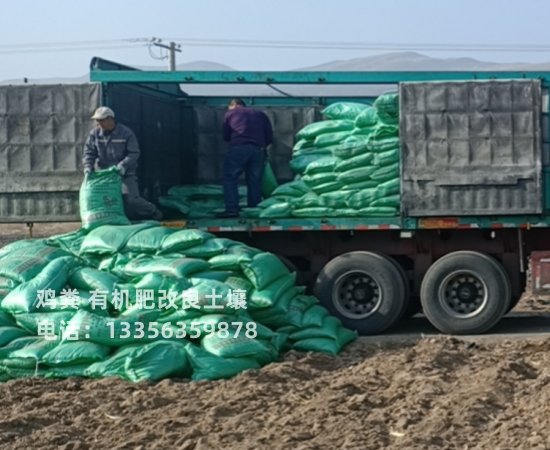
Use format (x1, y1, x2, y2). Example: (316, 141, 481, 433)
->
(223, 145, 265, 212)
(122, 175, 161, 220)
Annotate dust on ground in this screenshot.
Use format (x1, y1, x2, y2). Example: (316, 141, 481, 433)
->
(1, 338, 550, 450)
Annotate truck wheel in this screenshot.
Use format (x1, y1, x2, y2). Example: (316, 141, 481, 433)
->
(421, 251, 511, 334)
(314, 251, 407, 335)
(277, 255, 305, 287)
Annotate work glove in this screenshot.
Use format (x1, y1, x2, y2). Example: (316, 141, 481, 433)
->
(116, 164, 126, 176)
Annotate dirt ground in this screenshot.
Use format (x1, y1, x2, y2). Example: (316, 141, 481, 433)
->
(0, 338, 550, 450)
(2, 224, 550, 449)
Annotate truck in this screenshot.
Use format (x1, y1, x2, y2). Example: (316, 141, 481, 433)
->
(3, 56, 550, 336)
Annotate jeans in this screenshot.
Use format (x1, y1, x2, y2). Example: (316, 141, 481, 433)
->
(223, 145, 265, 212)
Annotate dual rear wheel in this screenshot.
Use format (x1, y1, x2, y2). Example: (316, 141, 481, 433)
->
(314, 250, 512, 336)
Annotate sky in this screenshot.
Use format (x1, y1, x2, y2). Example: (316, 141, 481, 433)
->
(1, 0, 550, 81)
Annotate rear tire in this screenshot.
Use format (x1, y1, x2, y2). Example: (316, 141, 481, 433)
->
(421, 251, 511, 335)
(314, 251, 407, 335)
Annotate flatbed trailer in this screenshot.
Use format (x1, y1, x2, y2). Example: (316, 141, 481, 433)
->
(3, 58, 550, 335)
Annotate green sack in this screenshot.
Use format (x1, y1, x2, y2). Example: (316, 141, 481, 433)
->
(290, 316, 341, 341)
(373, 91, 399, 115)
(65, 309, 159, 347)
(302, 172, 337, 188)
(241, 207, 262, 218)
(370, 163, 399, 182)
(320, 191, 352, 209)
(330, 208, 361, 217)
(290, 150, 335, 175)
(0, 327, 30, 347)
(84, 344, 142, 379)
(190, 270, 234, 284)
(374, 148, 400, 167)
(376, 178, 400, 197)
(182, 238, 232, 259)
(15, 311, 75, 335)
(0, 242, 68, 262)
(0, 311, 15, 327)
(371, 195, 400, 208)
(371, 124, 399, 141)
(201, 323, 270, 358)
(304, 156, 341, 176)
(293, 337, 341, 355)
(310, 181, 344, 195)
(79, 222, 157, 255)
(241, 253, 290, 290)
(0, 258, 51, 285)
(368, 137, 400, 153)
(0, 336, 42, 359)
(249, 273, 297, 309)
(258, 197, 284, 209)
(1, 257, 75, 314)
(342, 180, 379, 191)
(336, 167, 377, 185)
(347, 188, 379, 209)
(186, 343, 260, 381)
(358, 207, 399, 217)
(125, 341, 190, 382)
(160, 229, 215, 254)
(351, 126, 378, 136)
(291, 207, 334, 218)
(80, 167, 130, 230)
(376, 110, 399, 125)
(0, 239, 45, 258)
(224, 275, 254, 294)
(334, 152, 374, 173)
(354, 107, 379, 128)
(124, 226, 177, 254)
(293, 139, 315, 151)
(6, 338, 60, 369)
(68, 267, 118, 296)
(331, 141, 370, 159)
(287, 295, 319, 328)
(296, 120, 355, 140)
(209, 254, 252, 271)
(225, 245, 262, 257)
(261, 161, 278, 198)
(158, 196, 192, 215)
(298, 192, 326, 208)
(41, 341, 110, 366)
(271, 180, 311, 198)
(122, 255, 210, 279)
(322, 102, 369, 121)
(300, 305, 329, 328)
(42, 364, 91, 379)
(260, 202, 294, 219)
(314, 131, 352, 148)
(249, 286, 305, 327)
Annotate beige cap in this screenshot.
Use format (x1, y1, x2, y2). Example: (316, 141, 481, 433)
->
(91, 106, 115, 120)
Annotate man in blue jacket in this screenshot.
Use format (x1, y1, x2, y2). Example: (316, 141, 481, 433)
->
(83, 107, 162, 221)
(217, 98, 273, 218)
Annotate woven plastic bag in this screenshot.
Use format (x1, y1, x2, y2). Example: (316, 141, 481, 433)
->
(79, 167, 130, 230)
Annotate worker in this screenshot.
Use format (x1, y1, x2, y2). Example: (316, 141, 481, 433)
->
(217, 98, 273, 218)
(83, 107, 163, 221)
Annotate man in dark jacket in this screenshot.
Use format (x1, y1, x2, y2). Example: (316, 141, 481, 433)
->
(217, 98, 273, 218)
(83, 107, 162, 221)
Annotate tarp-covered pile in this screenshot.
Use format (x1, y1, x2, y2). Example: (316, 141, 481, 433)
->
(246, 93, 401, 218)
(0, 170, 356, 383)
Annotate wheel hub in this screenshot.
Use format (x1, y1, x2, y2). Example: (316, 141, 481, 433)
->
(440, 273, 487, 318)
(334, 273, 381, 319)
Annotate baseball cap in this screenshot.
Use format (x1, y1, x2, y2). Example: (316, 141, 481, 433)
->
(91, 107, 115, 120)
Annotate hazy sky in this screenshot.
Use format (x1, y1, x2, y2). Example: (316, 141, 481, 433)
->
(1, 0, 549, 81)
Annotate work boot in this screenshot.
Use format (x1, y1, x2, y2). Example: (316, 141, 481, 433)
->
(215, 211, 239, 219)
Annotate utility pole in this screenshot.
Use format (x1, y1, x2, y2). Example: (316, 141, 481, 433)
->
(151, 39, 182, 71)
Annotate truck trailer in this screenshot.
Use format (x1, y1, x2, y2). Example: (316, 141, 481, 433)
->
(2, 57, 550, 336)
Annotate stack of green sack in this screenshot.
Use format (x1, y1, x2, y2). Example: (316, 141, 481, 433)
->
(158, 185, 248, 218)
(0, 169, 356, 383)
(245, 93, 401, 219)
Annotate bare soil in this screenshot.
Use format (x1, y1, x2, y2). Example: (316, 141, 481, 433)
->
(1, 338, 550, 450)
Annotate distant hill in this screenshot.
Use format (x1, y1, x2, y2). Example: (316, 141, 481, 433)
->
(2, 52, 550, 97)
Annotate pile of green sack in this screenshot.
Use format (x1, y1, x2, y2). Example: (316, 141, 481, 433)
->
(244, 92, 401, 219)
(158, 185, 249, 219)
(0, 169, 356, 383)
